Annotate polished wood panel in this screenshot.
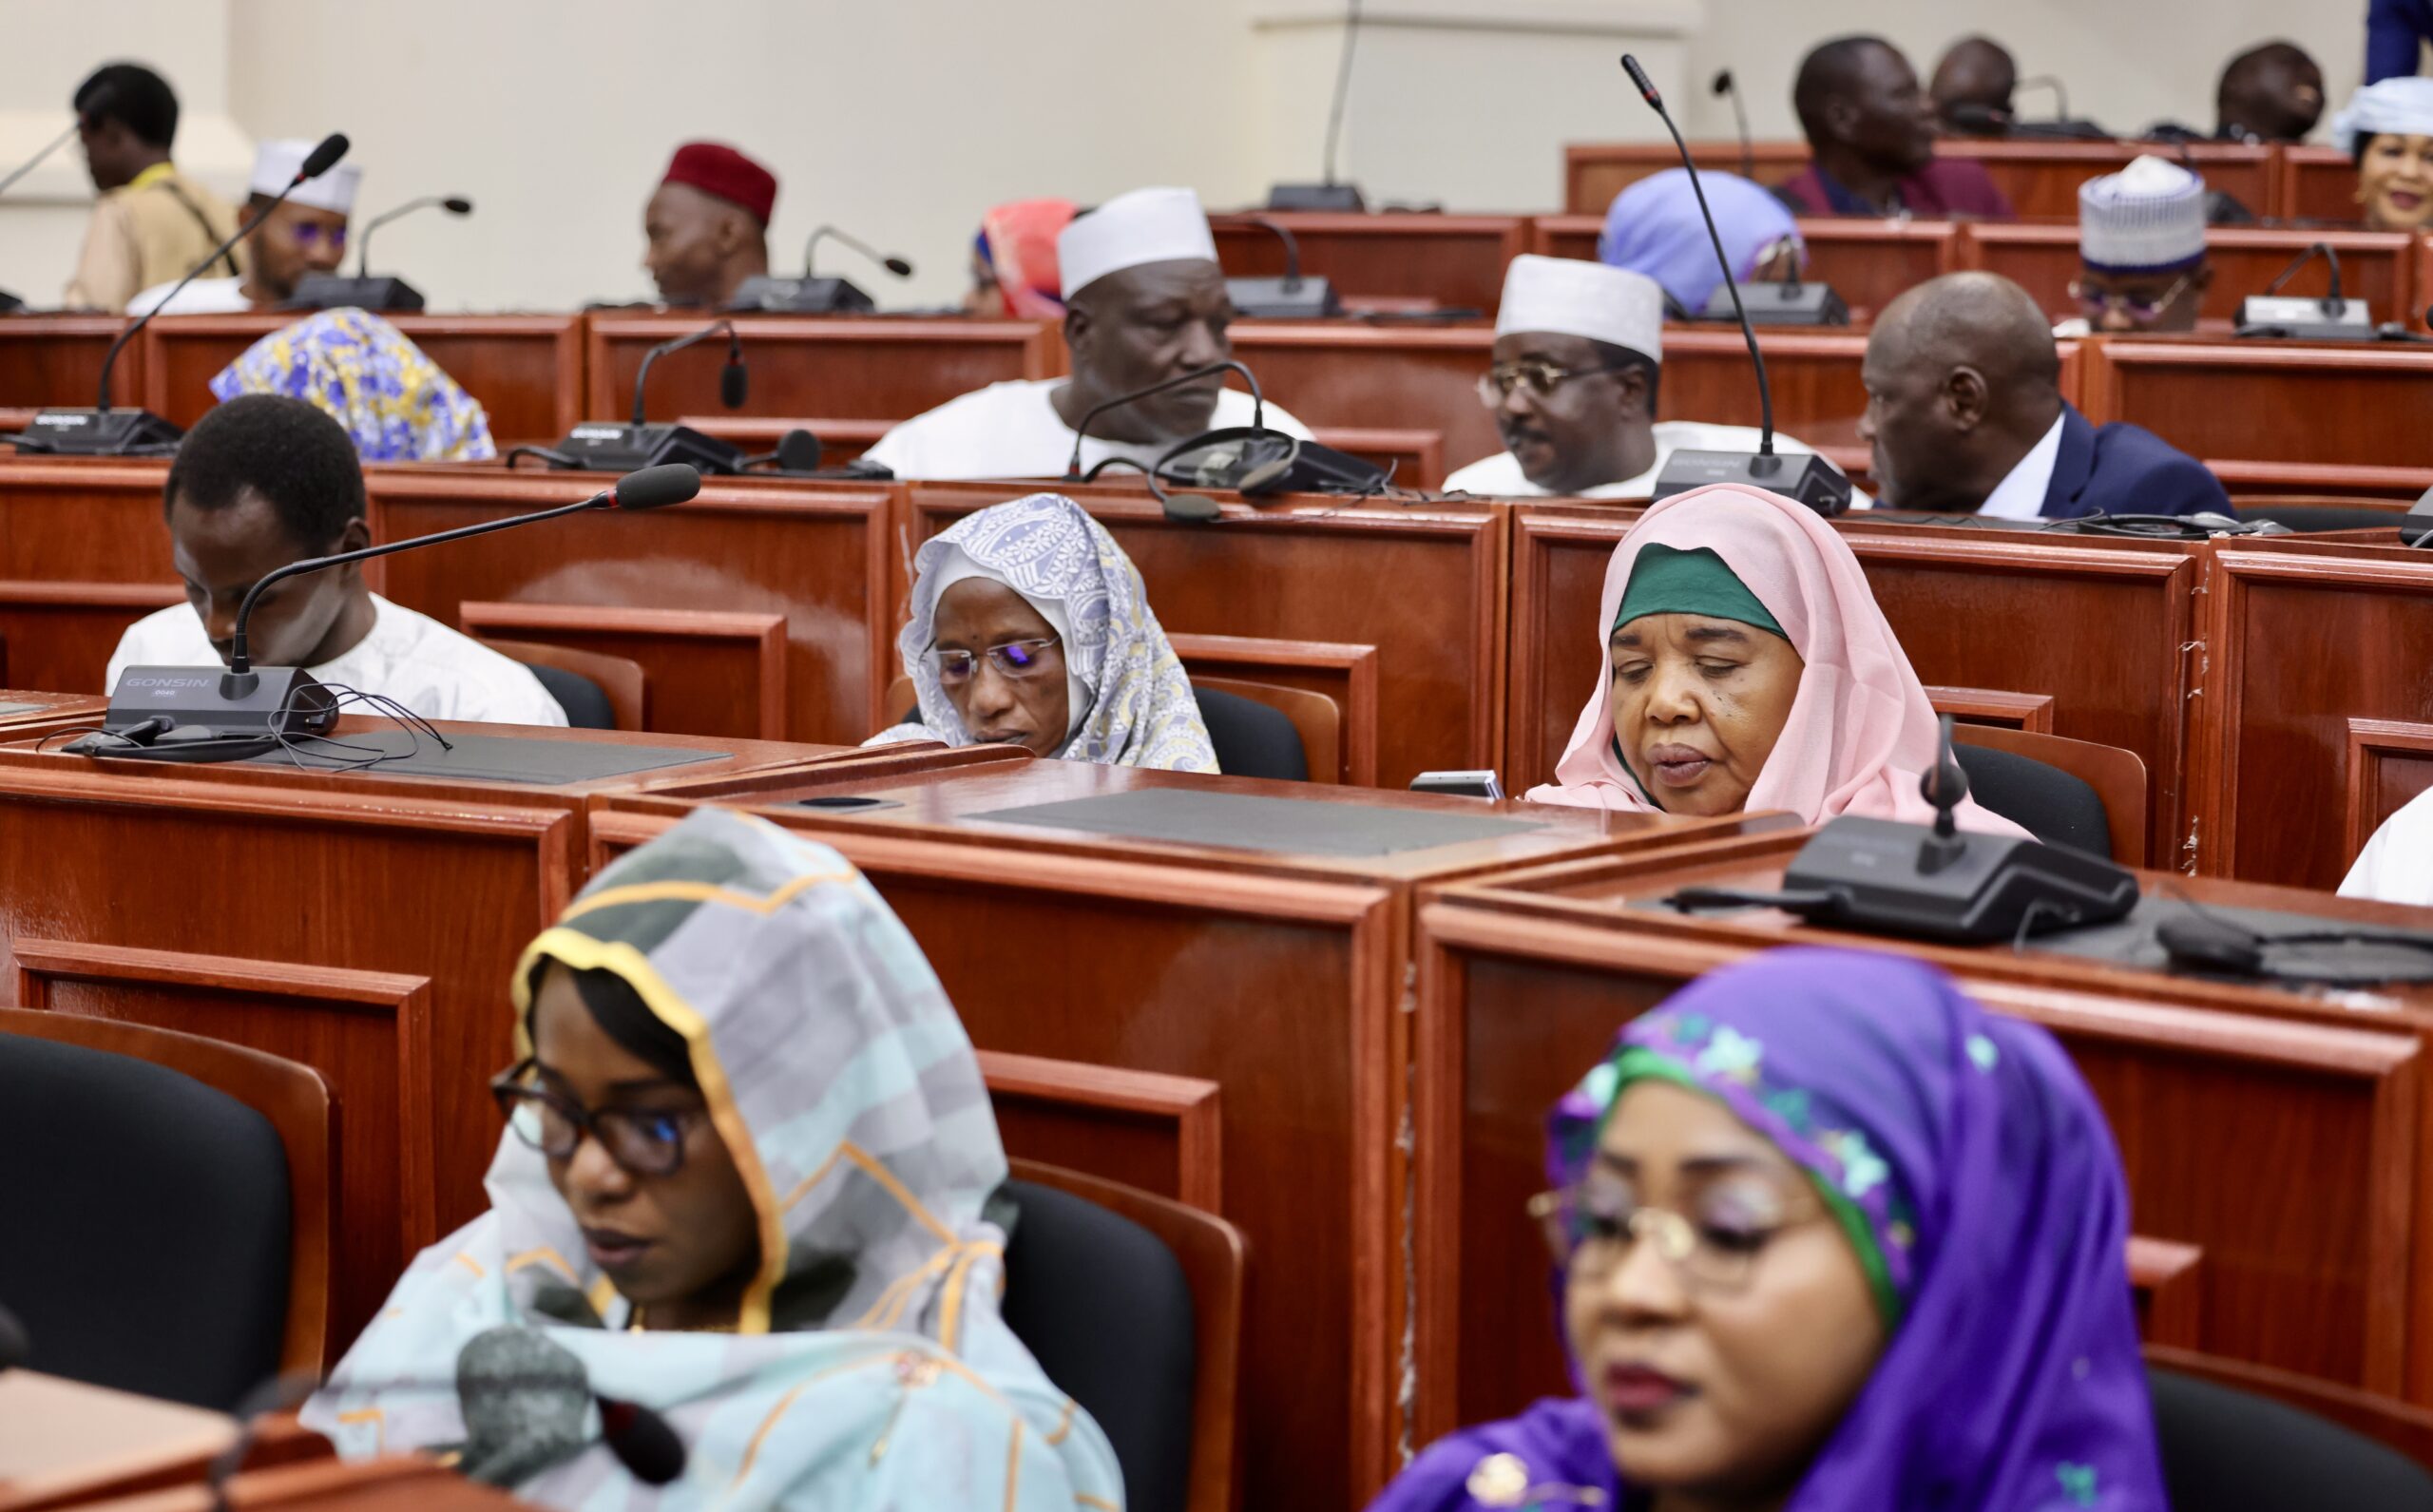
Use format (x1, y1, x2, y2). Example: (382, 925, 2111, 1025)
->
(2134, 1237, 2206, 1350)
(0, 1003, 332, 1376)
(2281, 145, 2367, 226)
(1229, 324, 1502, 471)
(983, 1052, 1222, 1210)
(2194, 544, 2433, 887)
(0, 462, 174, 582)
(597, 756, 1775, 1506)
(366, 470, 891, 745)
(2080, 339, 2433, 471)
(472, 638, 647, 733)
(1926, 683, 2058, 732)
(1168, 631, 1380, 788)
(458, 600, 786, 741)
(1211, 213, 1528, 315)
(1529, 216, 1959, 325)
(1008, 1159, 1247, 1512)
(584, 316, 1061, 424)
(907, 483, 1505, 788)
(0, 316, 144, 411)
(1506, 509, 2201, 862)
(1562, 140, 2277, 219)
(140, 316, 585, 444)
(2347, 718, 2433, 862)
(1963, 225, 2417, 326)
(1411, 843, 2433, 1434)
(0, 582, 181, 696)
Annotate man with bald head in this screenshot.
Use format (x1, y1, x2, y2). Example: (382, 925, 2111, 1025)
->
(1778, 35, 2014, 219)
(1859, 273, 2230, 520)
(1931, 36, 2018, 133)
(643, 141, 775, 307)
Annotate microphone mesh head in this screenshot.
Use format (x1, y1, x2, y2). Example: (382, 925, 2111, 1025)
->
(453, 1326, 590, 1486)
(719, 361, 748, 410)
(615, 464, 703, 510)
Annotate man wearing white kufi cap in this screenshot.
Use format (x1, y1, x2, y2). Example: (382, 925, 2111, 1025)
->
(128, 138, 360, 316)
(864, 185, 1310, 481)
(2063, 157, 2212, 335)
(1444, 255, 1825, 500)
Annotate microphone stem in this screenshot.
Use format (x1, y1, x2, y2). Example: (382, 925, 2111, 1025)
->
(1321, 0, 1363, 186)
(631, 321, 733, 428)
(1650, 107, 1773, 453)
(0, 121, 81, 200)
(229, 494, 607, 675)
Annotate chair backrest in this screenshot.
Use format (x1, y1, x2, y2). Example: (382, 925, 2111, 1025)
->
(1191, 676, 1341, 785)
(478, 638, 647, 732)
(0, 1010, 332, 1408)
(1949, 724, 2149, 864)
(1002, 1159, 1246, 1512)
(1192, 685, 1307, 782)
(2147, 1350, 2433, 1508)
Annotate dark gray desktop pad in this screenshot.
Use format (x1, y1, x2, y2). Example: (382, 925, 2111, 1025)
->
(966, 788, 1545, 857)
(2021, 896, 2433, 983)
(245, 730, 722, 785)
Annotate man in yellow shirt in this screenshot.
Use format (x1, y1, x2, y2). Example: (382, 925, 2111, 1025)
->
(62, 63, 239, 314)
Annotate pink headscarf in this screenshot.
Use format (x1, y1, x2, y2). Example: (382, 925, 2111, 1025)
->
(1527, 485, 2027, 836)
(979, 199, 1076, 320)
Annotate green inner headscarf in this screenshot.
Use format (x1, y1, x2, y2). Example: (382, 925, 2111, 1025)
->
(1611, 543, 1788, 639)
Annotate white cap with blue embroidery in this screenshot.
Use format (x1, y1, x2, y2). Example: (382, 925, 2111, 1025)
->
(2078, 157, 2207, 275)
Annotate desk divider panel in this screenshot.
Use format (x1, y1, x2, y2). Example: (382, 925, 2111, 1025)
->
(0, 316, 144, 412)
(584, 316, 1061, 425)
(1210, 213, 1528, 316)
(2080, 341, 2433, 473)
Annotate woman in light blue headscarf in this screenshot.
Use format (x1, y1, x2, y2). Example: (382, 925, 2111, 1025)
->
(209, 306, 497, 462)
(870, 493, 1218, 772)
(303, 808, 1125, 1510)
(1600, 169, 1807, 316)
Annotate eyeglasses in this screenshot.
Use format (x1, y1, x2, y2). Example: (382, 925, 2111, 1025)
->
(1476, 358, 1636, 408)
(489, 1060, 705, 1177)
(288, 223, 348, 252)
(2067, 274, 2192, 321)
(1528, 1171, 1820, 1291)
(927, 636, 1061, 685)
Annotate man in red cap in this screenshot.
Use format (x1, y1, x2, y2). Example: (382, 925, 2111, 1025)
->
(643, 141, 776, 308)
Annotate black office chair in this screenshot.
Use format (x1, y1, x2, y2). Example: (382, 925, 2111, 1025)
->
(0, 1032, 291, 1410)
(1000, 1177, 1197, 1512)
(2236, 503, 2404, 535)
(521, 661, 616, 731)
(2150, 1365, 2433, 1510)
(1952, 743, 2114, 860)
(1193, 686, 1307, 781)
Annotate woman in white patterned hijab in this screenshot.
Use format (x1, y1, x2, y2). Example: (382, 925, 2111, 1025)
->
(872, 493, 1218, 772)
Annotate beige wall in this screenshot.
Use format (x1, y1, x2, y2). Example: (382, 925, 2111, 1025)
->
(0, 0, 2382, 314)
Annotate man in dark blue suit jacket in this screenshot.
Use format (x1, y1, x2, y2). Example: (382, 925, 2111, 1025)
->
(2371, 0, 2431, 84)
(1858, 271, 2232, 522)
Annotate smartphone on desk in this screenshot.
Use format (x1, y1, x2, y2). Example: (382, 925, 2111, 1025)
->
(1408, 770, 1504, 800)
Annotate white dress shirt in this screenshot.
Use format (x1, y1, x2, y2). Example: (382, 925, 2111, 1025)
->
(1978, 411, 2069, 521)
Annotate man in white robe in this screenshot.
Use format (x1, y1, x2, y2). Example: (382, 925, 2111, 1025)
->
(105, 394, 565, 728)
(2343, 790, 2433, 907)
(864, 186, 1310, 481)
(1443, 255, 1825, 501)
(127, 139, 357, 316)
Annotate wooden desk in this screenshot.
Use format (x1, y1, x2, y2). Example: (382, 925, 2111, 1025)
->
(0, 462, 179, 696)
(1964, 225, 2419, 327)
(2283, 145, 2367, 226)
(140, 316, 586, 446)
(1211, 213, 1527, 316)
(1529, 216, 1958, 326)
(2080, 337, 2433, 473)
(1562, 140, 2278, 219)
(592, 756, 1781, 1507)
(2193, 538, 2433, 889)
(363, 469, 895, 745)
(583, 316, 1061, 426)
(1409, 836, 2433, 1437)
(0, 1372, 231, 1512)
(1506, 510, 2201, 863)
(903, 481, 1508, 788)
(0, 725, 997, 1352)
(0, 316, 144, 415)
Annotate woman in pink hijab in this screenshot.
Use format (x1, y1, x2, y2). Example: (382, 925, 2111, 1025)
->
(1528, 484, 2024, 835)
(965, 199, 1076, 319)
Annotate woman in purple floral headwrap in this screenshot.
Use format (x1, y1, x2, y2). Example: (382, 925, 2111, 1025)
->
(1370, 947, 2165, 1512)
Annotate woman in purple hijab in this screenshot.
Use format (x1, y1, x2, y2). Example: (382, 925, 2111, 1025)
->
(1600, 169, 1806, 316)
(1369, 947, 2165, 1511)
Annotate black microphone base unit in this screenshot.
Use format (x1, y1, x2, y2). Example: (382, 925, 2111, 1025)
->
(2235, 297, 2374, 342)
(0, 289, 24, 315)
(1158, 429, 1390, 497)
(1226, 276, 1344, 319)
(288, 274, 427, 313)
(1700, 282, 1849, 327)
(1265, 182, 1366, 213)
(73, 664, 340, 762)
(727, 276, 875, 315)
(546, 423, 746, 477)
(16, 408, 184, 456)
(1652, 450, 1853, 517)
(1778, 814, 2140, 945)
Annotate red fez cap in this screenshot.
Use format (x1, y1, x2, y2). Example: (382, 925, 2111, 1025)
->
(661, 141, 777, 226)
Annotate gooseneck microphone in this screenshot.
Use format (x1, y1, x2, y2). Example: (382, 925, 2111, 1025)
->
(1711, 69, 1755, 181)
(729, 226, 910, 315)
(14, 132, 350, 457)
(631, 321, 746, 426)
(1063, 360, 1266, 479)
(290, 191, 474, 314)
(548, 325, 749, 474)
(0, 121, 83, 201)
(804, 224, 913, 281)
(1223, 216, 1342, 317)
(355, 195, 475, 278)
(2238, 241, 2373, 341)
(87, 464, 699, 762)
(1267, 0, 1368, 210)
(1619, 57, 1850, 516)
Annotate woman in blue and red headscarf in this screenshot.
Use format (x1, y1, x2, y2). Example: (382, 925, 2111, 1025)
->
(964, 198, 1076, 319)
(1369, 947, 2165, 1511)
